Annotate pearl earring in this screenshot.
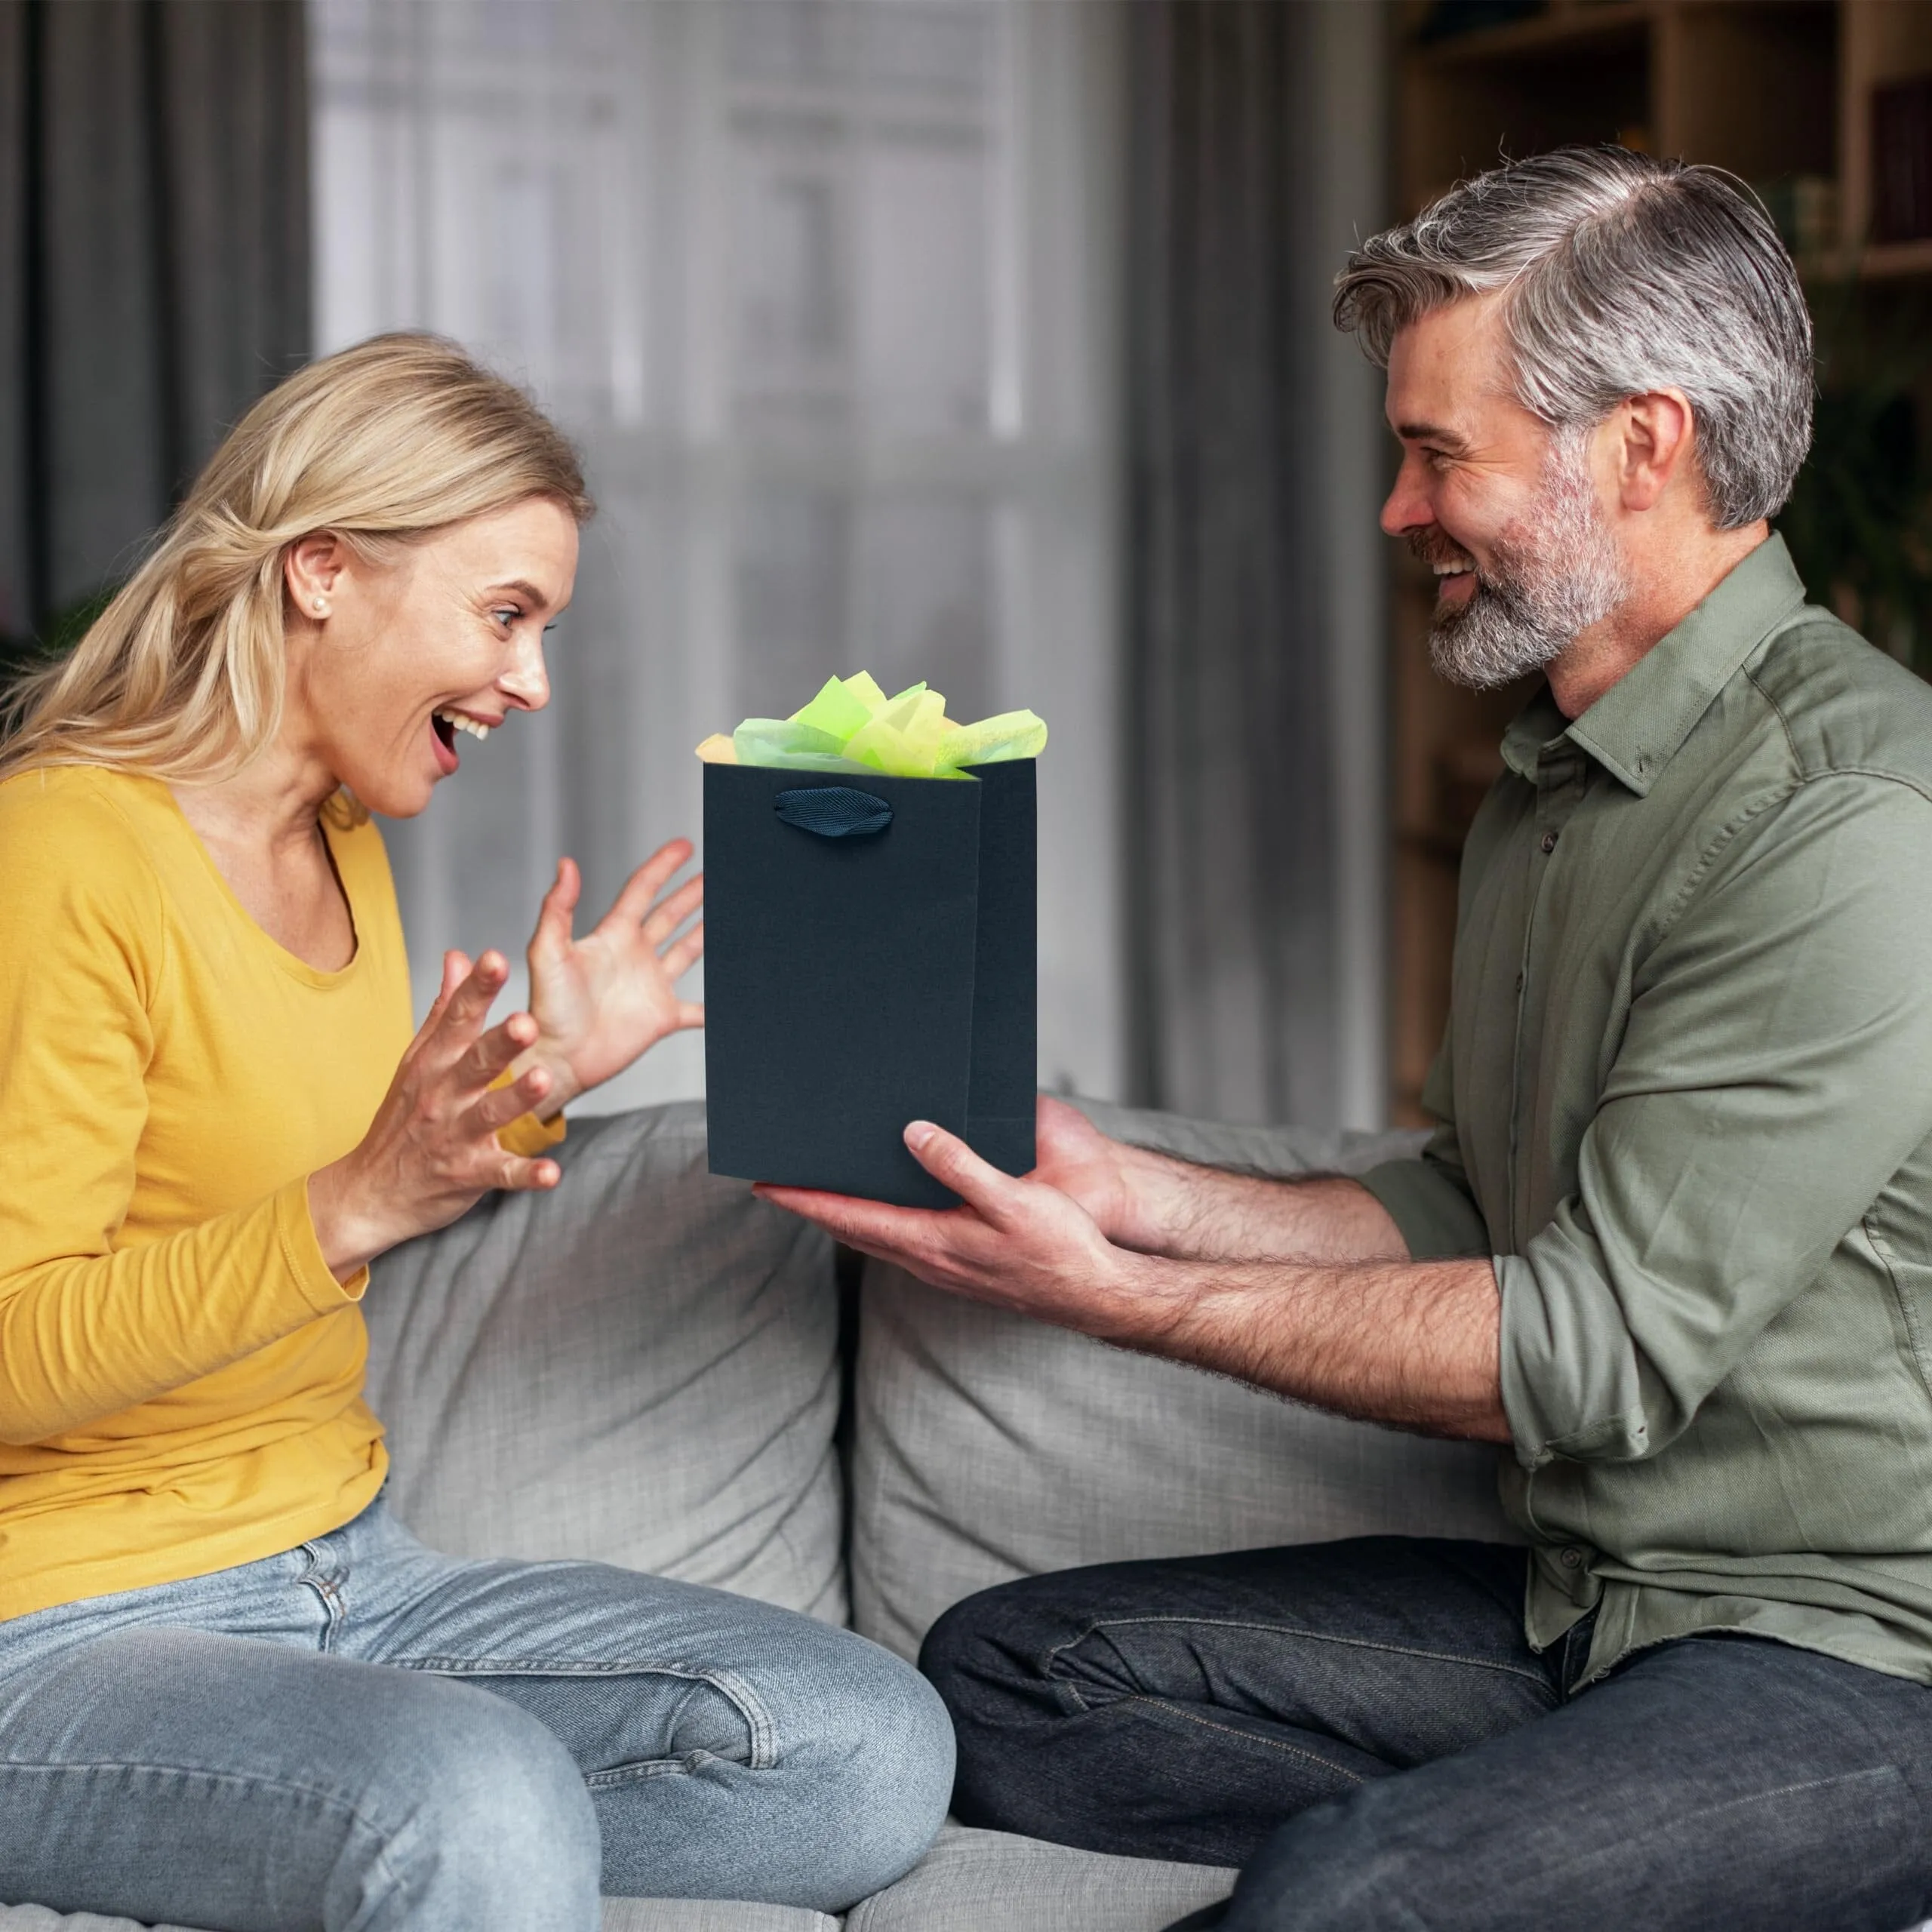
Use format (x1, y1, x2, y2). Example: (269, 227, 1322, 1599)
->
(313, 598, 327, 614)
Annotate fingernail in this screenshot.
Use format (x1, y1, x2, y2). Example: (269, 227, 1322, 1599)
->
(905, 1121, 936, 1152)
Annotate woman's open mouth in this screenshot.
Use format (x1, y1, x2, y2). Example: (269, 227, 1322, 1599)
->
(430, 708, 497, 775)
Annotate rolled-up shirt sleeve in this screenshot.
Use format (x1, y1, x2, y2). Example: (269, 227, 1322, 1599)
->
(1500, 774, 1932, 1468)
(1361, 1032, 1492, 1260)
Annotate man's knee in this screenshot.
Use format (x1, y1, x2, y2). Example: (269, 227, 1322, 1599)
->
(1221, 1799, 1445, 1932)
(919, 1570, 1089, 1719)
(348, 1683, 599, 1932)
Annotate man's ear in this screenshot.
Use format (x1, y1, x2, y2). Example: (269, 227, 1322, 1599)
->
(285, 532, 347, 617)
(1614, 390, 1695, 513)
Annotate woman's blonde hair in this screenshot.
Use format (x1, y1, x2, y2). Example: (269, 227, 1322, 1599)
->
(0, 333, 593, 805)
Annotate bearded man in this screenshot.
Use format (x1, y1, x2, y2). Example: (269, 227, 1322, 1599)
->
(764, 146, 1932, 1931)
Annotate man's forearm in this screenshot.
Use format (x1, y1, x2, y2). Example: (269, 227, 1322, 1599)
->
(1115, 1149, 1411, 1266)
(1115, 1249, 1509, 1442)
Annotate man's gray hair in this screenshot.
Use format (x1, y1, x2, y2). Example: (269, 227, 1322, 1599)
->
(1334, 146, 1814, 528)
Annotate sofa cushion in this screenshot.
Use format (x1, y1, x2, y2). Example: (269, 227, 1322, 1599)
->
(844, 1824, 1235, 1932)
(601, 1903, 838, 1931)
(0, 1912, 204, 1932)
(364, 1103, 848, 1621)
(0, 1903, 833, 1932)
(851, 1100, 1517, 1658)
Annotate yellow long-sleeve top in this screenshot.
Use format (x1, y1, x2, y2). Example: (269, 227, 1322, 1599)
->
(0, 765, 554, 1620)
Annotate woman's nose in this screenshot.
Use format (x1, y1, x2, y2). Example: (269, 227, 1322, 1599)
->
(500, 635, 551, 712)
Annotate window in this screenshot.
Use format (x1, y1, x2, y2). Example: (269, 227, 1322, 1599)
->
(312, 0, 1124, 1109)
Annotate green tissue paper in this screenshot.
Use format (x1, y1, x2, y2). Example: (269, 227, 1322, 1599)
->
(697, 672, 1048, 780)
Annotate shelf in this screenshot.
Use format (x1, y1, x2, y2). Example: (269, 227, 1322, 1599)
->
(1795, 236, 1932, 284)
(1410, 2, 1651, 68)
(1387, 0, 1919, 1120)
(1855, 237, 1932, 280)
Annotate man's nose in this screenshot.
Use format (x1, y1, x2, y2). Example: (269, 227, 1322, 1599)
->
(1380, 458, 1432, 538)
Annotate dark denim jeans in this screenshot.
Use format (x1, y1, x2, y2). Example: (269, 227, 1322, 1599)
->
(920, 1537, 1932, 1932)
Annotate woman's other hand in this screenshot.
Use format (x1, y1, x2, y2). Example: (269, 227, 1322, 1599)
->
(307, 949, 563, 1280)
(515, 842, 705, 1112)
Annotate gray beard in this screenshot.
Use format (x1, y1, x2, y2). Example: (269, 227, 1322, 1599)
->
(1426, 437, 1627, 692)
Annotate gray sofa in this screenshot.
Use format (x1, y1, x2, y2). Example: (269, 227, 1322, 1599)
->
(2, 1099, 1519, 1932)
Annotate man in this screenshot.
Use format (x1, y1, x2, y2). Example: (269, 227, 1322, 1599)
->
(762, 146, 1932, 1931)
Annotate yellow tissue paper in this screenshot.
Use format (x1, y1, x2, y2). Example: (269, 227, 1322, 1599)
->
(697, 672, 1047, 780)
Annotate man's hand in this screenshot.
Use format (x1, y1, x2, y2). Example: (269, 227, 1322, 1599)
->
(1028, 1096, 1143, 1244)
(759, 1115, 1510, 1443)
(1032, 1094, 1410, 1263)
(758, 1118, 1181, 1344)
(514, 842, 705, 1112)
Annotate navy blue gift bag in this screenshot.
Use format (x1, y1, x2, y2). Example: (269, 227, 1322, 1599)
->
(703, 758, 1036, 1208)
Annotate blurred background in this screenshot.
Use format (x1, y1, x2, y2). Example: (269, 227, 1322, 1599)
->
(4, 0, 1930, 1131)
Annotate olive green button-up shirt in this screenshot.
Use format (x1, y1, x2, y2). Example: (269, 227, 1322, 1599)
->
(1362, 534, 1932, 1687)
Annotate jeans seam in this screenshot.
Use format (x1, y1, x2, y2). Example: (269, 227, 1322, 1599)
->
(1044, 1615, 1554, 1693)
(395, 1657, 779, 1771)
(1115, 1697, 1371, 1783)
(0, 1755, 401, 1830)
(296, 1542, 343, 1655)
(583, 1752, 731, 1789)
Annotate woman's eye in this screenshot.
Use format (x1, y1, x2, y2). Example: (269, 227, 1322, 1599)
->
(492, 607, 521, 628)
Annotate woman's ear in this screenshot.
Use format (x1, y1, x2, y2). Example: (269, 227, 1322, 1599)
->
(285, 533, 347, 620)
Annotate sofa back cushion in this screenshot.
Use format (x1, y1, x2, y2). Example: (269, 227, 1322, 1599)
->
(851, 1101, 1517, 1659)
(363, 1103, 848, 1622)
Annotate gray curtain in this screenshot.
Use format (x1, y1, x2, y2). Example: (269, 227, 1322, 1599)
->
(1125, 0, 1357, 1128)
(0, 0, 309, 639)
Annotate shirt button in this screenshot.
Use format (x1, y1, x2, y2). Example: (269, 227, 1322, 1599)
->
(1540, 829, 1558, 854)
(1514, 971, 1525, 993)
(1559, 1546, 1585, 1570)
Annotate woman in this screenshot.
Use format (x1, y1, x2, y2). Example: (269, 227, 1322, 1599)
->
(0, 334, 952, 1931)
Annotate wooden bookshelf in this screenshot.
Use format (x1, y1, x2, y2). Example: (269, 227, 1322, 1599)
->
(1388, 0, 1932, 1125)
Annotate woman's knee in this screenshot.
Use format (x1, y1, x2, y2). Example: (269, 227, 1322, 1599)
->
(349, 1681, 600, 1932)
(776, 1631, 955, 1903)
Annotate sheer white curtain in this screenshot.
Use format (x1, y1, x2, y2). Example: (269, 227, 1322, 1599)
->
(309, 0, 1124, 1112)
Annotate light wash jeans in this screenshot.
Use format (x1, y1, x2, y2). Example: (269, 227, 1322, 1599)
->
(0, 1496, 954, 1930)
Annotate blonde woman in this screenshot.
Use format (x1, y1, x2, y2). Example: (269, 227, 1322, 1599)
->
(0, 335, 952, 1931)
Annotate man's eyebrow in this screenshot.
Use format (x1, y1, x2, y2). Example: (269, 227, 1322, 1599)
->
(1394, 420, 1469, 451)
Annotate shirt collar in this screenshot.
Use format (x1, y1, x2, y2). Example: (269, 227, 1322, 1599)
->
(1560, 533, 1808, 797)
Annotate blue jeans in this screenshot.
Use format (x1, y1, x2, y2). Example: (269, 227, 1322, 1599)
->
(920, 1537, 1932, 1932)
(0, 1497, 952, 1930)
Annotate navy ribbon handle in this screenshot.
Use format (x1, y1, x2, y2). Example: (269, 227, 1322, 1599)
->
(774, 786, 894, 838)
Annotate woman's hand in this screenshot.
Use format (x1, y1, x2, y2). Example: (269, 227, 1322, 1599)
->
(307, 949, 562, 1281)
(512, 843, 705, 1112)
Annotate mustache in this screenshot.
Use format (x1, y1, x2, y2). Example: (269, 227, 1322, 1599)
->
(1407, 526, 1476, 574)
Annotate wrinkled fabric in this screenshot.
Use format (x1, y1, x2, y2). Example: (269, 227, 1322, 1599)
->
(1361, 536, 1932, 1686)
(0, 1499, 952, 1927)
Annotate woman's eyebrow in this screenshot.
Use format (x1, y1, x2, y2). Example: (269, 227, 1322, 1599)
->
(485, 578, 549, 609)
